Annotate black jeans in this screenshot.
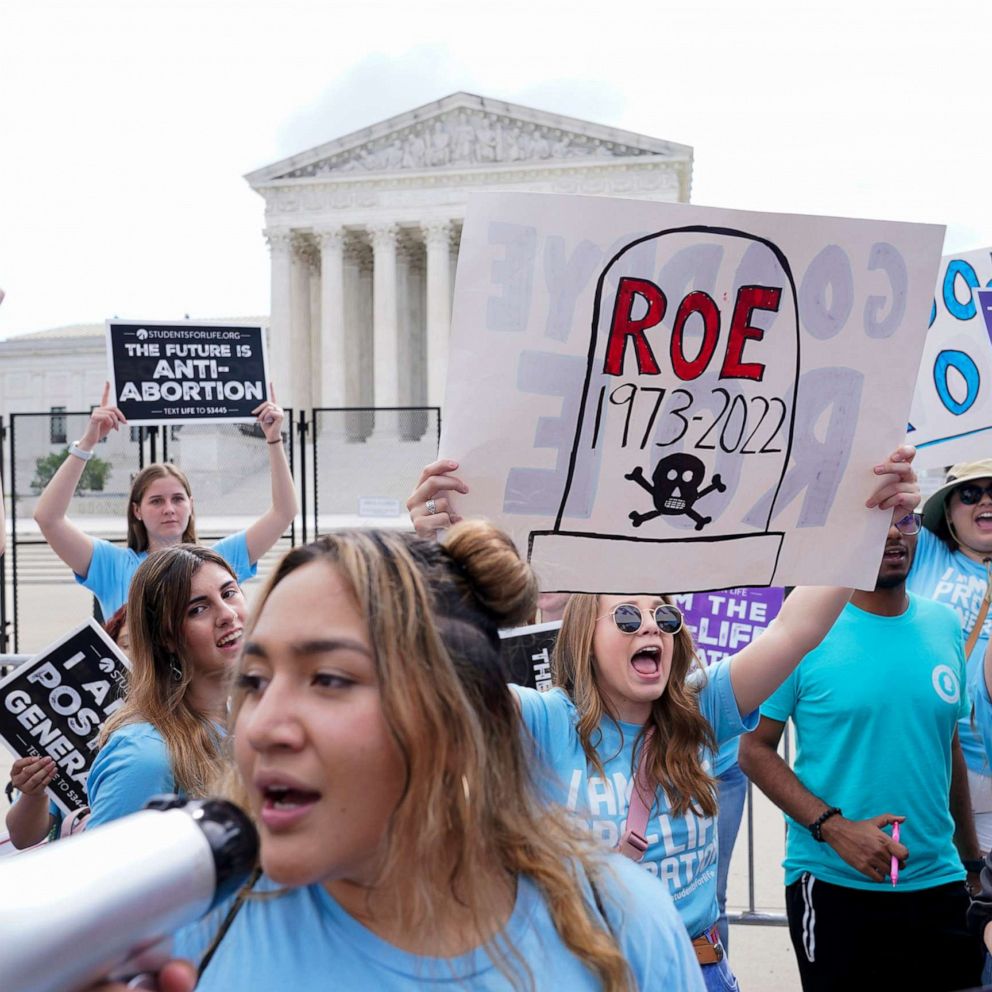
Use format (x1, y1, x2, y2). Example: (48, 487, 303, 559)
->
(785, 873, 984, 991)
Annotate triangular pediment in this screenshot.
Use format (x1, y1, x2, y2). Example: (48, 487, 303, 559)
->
(247, 92, 690, 185)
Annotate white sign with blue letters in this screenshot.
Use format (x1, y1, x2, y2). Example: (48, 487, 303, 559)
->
(906, 248, 992, 468)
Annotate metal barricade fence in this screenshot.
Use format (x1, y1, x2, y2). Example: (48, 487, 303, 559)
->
(310, 407, 440, 540)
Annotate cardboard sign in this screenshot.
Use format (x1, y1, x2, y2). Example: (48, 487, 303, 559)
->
(106, 320, 269, 425)
(499, 621, 560, 691)
(907, 249, 992, 468)
(441, 193, 943, 593)
(674, 587, 784, 667)
(0, 620, 129, 814)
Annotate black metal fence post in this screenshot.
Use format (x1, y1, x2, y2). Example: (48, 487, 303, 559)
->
(0, 417, 7, 655)
(297, 409, 308, 546)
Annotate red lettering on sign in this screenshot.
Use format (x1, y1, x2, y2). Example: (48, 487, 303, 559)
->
(671, 291, 720, 381)
(720, 285, 780, 382)
(603, 277, 665, 376)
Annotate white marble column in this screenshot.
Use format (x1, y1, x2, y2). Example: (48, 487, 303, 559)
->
(370, 223, 400, 408)
(289, 236, 313, 413)
(264, 228, 293, 404)
(423, 220, 453, 407)
(316, 226, 346, 408)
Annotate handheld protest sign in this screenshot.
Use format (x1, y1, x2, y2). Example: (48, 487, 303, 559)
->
(0, 620, 129, 814)
(907, 249, 992, 468)
(441, 192, 943, 593)
(674, 587, 784, 667)
(498, 621, 561, 691)
(106, 320, 270, 425)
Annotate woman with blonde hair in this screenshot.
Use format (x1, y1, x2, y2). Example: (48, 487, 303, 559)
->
(34, 383, 296, 620)
(97, 525, 704, 992)
(86, 544, 247, 827)
(408, 445, 920, 990)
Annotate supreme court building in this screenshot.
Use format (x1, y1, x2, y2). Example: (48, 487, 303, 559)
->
(247, 91, 693, 415)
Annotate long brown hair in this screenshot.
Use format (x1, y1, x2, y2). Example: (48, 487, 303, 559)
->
(127, 463, 197, 551)
(554, 594, 718, 819)
(223, 523, 633, 992)
(99, 544, 230, 796)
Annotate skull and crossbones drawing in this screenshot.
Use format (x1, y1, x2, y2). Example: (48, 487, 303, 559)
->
(625, 453, 726, 531)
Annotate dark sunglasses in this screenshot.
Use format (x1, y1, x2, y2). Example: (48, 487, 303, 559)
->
(598, 603, 684, 635)
(893, 512, 920, 536)
(956, 483, 992, 506)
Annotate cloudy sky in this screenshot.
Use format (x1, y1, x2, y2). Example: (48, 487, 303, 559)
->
(1, 0, 986, 338)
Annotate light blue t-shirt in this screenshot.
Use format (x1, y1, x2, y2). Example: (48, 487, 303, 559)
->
(76, 530, 257, 619)
(975, 668, 992, 771)
(85, 722, 175, 828)
(907, 527, 991, 774)
(514, 659, 757, 938)
(175, 857, 704, 991)
(761, 595, 968, 891)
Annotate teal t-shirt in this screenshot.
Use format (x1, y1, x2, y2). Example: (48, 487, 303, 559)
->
(85, 722, 175, 828)
(76, 530, 257, 619)
(175, 859, 704, 991)
(513, 659, 756, 938)
(906, 527, 991, 774)
(761, 595, 968, 891)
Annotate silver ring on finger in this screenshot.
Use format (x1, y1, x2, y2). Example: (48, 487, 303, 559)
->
(426, 498, 437, 516)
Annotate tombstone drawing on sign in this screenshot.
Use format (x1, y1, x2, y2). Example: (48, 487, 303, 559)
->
(528, 227, 800, 592)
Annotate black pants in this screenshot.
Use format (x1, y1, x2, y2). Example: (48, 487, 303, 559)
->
(784, 873, 984, 992)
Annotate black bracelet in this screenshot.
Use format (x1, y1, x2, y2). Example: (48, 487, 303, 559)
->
(964, 858, 986, 874)
(266, 439, 282, 445)
(808, 806, 842, 842)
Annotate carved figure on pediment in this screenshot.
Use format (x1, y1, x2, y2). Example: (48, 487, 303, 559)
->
(402, 131, 428, 169)
(516, 129, 534, 160)
(452, 111, 475, 164)
(382, 140, 403, 170)
(498, 124, 520, 162)
(429, 121, 451, 167)
(476, 120, 497, 163)
(532, 132, 551, 159)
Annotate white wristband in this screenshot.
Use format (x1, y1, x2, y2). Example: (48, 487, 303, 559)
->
(68, 441, 95, 462)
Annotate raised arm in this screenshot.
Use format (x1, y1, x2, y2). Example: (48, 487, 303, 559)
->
(33, 384, 126, 577)
(244, 393, 298, 564)
(728, 444, 919, 715)
(739, 716, 907, 883)
(407, 459, 468, 538)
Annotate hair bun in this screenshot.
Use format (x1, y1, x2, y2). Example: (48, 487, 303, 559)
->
(442, 521, 538, 628)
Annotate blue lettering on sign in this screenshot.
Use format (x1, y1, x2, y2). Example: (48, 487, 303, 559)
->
(933, 350, 980, 415)
(798, 245, 853, 340)
(486, 222, 537, 332)
(942, 260, 980, 321)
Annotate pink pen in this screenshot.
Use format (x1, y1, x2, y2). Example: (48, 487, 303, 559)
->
(890, 821, 900, 886)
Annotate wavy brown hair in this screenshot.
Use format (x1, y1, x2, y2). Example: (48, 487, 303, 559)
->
(222, 522, 633, 992)
(99, 545, 229, 796)
(127, 463, 197, 551)
(554, 594, 718, 819)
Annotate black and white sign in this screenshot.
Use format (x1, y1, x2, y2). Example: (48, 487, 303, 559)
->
(106, 320, 270, 425)
(499, 620, 561, 692)
(0, 621, 130, 814)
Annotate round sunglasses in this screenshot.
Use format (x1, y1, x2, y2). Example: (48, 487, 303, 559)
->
(597, 603, 684, 635)
(955, 483, 992, 506)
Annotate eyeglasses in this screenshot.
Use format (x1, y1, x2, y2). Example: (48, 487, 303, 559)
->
(955, 483, 992, 506)
(597, 603, 684, 635)
(893, 512, 921, 536)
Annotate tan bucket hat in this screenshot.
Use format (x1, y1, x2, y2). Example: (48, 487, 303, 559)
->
(921, 458, 992, 532)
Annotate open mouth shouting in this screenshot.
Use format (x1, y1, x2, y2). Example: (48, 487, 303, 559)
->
(630, 643, 663, 680)
(881, 543, 907, 564)
(974, 510, 992, 533)
(256, 773, 322, 830)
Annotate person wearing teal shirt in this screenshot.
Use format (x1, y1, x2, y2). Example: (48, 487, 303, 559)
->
(94, 525, 706, 992)
(907, 459, 992, 849)
(740, 512, 984, 991)
(88, 545, 245, 829)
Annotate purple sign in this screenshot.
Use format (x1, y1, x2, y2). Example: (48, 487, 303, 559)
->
(673, 587, 784, 667)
